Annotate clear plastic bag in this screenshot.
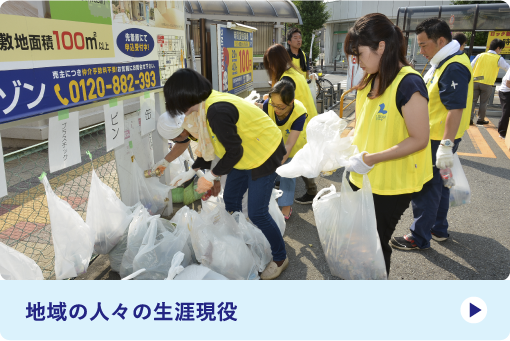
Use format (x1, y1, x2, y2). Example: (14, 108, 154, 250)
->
(41, 175, 95, 280)
(108, 226, 129, 273)
(277, 111, 357, 178)
(191, 204, 258, 280)
(243, 90, 260, 104)
(132, 160, 172, 215)
(269, 189, 286, 236)
(165, 251, 228, 280)
(233, 212, 272, 273)
(86, 170, 137, 254)
(202, 189, 284, 236)
(0, 242, 44, 280)
(119, 205, 155, 278)
(449, 153, 471, 207)
(132, 217, 192, 280)
(312, 172, 387, 280)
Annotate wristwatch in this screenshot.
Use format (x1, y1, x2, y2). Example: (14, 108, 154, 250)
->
(441, 139, 453, 147)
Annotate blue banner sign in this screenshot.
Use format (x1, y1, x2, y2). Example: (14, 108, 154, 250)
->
(0, 60, 160, 124)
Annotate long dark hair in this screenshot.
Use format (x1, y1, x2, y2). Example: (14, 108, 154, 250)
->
(263, 44, 300, 87)
(163, 69, 212, 117)
(344, 13, 409, 98)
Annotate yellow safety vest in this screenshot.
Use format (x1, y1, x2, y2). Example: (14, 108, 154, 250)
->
(350, 66, 433, 195)
(427, 54, 473, 140)
(205, 91, 282, 170)
(267, 99, 307, 158)
(291, 50, 307, 79)
(280, 68, 318, 128)
(472, 52, 501, 85)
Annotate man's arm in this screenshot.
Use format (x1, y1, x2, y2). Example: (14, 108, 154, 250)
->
(471, 54, 480, 68)
(498, 56, 510, 72)
(438, 63, 471, 140)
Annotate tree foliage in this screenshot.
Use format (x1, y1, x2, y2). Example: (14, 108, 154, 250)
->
(451, 0, 505, 47)
(288, 1, 331, 62)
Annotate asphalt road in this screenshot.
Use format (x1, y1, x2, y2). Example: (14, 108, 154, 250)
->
(81, 73, 510, 281)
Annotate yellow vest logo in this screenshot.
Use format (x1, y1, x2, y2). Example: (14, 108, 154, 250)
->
(376, 103, 388, 121)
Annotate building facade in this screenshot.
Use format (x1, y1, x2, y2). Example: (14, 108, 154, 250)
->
(323, 0, 450, 66)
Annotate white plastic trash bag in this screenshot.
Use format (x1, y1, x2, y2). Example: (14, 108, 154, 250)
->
(449, 153, 471, 207)
(108, 226, 129, 273)
(87, 170, 137, 254)
(132, 160, 172, 215)
(202, 189, 284, 236)
(119, 205, 155, 278)
(0, 242, 44, 280)
(277, 111, 357, 178)
(244, 90, 260, 104)
(132, 217, 193, 280)
(41, 175, 95, 280)
(312, 172, 387, 280)
(233, 212, 272, 273)
(166, 252, 228, 280)
(191, 204, 258, 280)
(269, 189, 286, 236)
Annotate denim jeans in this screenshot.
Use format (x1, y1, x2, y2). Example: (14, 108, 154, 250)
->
(223, 169, 287, 262)
(277, 158, 297, 207)
(410, 139, 461, 248)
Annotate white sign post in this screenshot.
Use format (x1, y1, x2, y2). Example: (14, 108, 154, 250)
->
(140, 92, 156, 136)
(103, 98, 125, 152)
(48, 110, 81, 173)
(0, 133, 7, 198)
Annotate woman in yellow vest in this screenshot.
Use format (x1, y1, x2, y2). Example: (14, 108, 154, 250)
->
(258, 80, 307, 220)
(163, 69, 289, 280)
(263, 43, 319, 205)
(343, 13, 432, 275)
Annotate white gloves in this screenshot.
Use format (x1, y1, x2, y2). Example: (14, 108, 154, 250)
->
(152, 158, 169, 173)
(345, 151, 374, 175)
(196, 171, 217, 193)
(309, 73, 319, 81)
(170, 169, 196, 187)
(436, 141, 454, 169)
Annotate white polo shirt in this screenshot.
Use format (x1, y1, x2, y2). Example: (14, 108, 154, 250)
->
(500, 69, 510, 93)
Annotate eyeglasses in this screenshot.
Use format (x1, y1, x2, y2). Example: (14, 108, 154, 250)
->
(269, 97, 289, 111)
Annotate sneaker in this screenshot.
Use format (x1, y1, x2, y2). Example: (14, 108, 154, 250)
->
(294, 193, 315, 205)
(476, 119, 489, 125)
(470, 119, 474, 125)
(431, 232, 448, 242)
(390, 233, 429, 250)
(275, 181, 280, 189)
(499, 135, 506, 139)
(260, 258, 289, 280)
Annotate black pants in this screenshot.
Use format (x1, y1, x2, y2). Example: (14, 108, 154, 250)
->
(350, 181, 412, 275)
(498, 91, 510, 137)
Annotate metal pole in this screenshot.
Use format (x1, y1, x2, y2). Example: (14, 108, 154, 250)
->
(468, 5, 480, 58)
(199, 18, 207, 77)
(334, 59, 337, 72)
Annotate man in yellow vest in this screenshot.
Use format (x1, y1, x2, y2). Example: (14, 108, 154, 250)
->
(470, 39, 510, 125)
(390, 18, 472, 251)
(287, 27, 310, 80)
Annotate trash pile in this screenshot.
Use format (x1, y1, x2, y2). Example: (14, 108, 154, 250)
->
(0, 154, 284, 280)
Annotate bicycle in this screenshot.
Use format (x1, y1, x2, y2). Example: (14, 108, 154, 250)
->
(314, 70, 334, 99)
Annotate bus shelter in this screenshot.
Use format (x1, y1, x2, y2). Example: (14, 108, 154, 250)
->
(396, 3, 510, 70)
